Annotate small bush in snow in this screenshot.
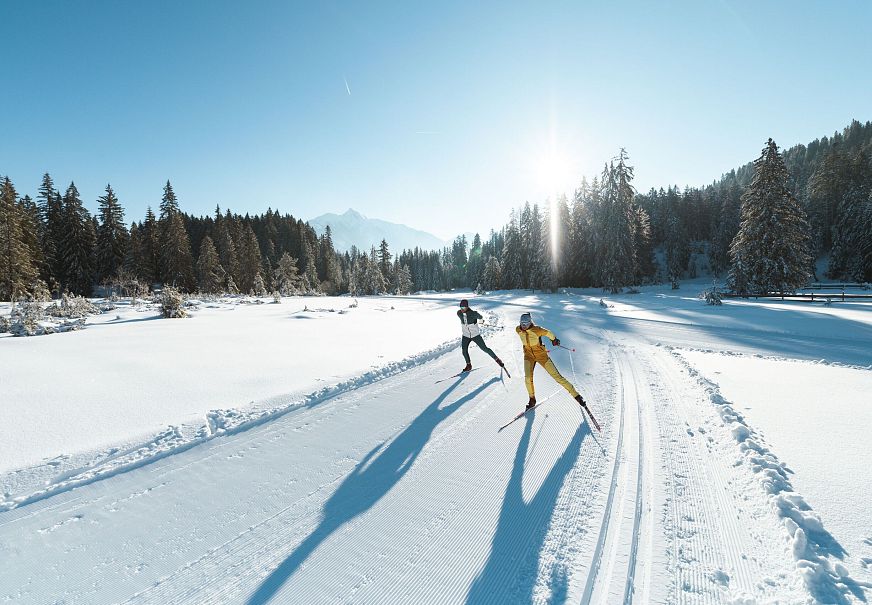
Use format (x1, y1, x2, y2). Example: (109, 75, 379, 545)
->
(45, 294, 100, 319)
(160, 287, 188, 318)
(700, 286, 723, 305)
(9, 300, 45, 336)
(0, 315, 10, 333)
(272, 291, 281, 304)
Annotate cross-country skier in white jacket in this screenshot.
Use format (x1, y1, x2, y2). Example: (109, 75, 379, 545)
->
(457, 299, 505, 373)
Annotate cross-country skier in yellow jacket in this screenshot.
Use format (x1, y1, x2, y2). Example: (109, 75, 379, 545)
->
(516, 312, 589, 412)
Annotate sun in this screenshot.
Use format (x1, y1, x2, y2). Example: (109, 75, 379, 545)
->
(531, 148, 575, 194)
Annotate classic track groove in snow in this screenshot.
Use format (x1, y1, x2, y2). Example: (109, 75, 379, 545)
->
(581, 348, 646, 605)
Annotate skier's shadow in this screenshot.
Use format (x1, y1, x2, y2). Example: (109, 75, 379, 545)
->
(246, 374, 500, 605)
(466, 412, 585, 605)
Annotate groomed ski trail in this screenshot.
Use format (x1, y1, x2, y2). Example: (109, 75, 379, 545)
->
(0, 295, 859, 604)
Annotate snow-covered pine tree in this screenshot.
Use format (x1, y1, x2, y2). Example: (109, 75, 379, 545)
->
(300, 238, 319, 293)
(665, 214, 687, 288)
(347, 256, 362, 296)
(395, 263, 412, 295)
(196, 236, 225, 293)
(319, 225, 341, 294)
(378, 239, 392, 282)
(141, 207, 161, 285)
(252, 273, 267, 297)
(633, 204, 655, 283)
(568, 179, 594, 287)
(710, 180, 741, 276)
(466, 233, 484, 288)
(214, 212, 240, 288)
(828, 187, 872, 281)
(36, 174, 64, 290)
(518, 203, 533, 288)
(237, 224, 262, 293)
(274, 252, 302, 295)
(160, 213, 195, 290)
(260, 257, 274, 292)
(481, 256, 501, 291)
(532, 203, 554, 291)
(365, 247, 386, 294)
(597, 151, 637, 293)
(59, 182, 97, 296)
(96, 184, 128, 284)
(17, 194, 45, 285)
(553, 194, 571, 285)
(0, 177, 40, 301)
(729, 139, 813, 295)
(158, 182, 195, 290)
(501, 211, 522, 289)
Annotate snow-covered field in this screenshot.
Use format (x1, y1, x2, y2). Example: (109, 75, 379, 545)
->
(1, 285, 870, 604)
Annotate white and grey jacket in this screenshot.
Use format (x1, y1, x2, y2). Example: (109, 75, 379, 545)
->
(457, 308, 483, 338)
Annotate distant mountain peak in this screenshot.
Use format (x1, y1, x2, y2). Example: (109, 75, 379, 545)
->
(343, 208, 365, 219)
(308, 209, 446, 253)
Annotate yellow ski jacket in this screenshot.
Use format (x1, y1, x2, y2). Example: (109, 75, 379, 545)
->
(515, 325, 556, 362)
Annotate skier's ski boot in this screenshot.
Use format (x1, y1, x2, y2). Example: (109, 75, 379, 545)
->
(461, 363, 472, 373)
(575, 394, 587, 408)
(525, 396, 537, 410)
(495, 358, 505, 368)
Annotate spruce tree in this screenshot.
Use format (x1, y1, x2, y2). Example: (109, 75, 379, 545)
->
(36, 173, 64, 290)
(365, 247, 386, 294)
(711, 181, 741, 276)
(158, 183, 195, 290)
(319, 225, 342, 294)
(237, 224, 262, 293)
(196, 235, 225, 293)
(568, 180, 594, 287)
(598, 151, 637, 292)
(729, 139, 813, 294)
(17, 195, 45, 283)
(274, 252, 302, 295)
(96, 184, 128, 283)
(633, 204, 655, 283)
(60, 182, 96, 295)
(395, 263, 413, 295)
(481, 256, 502, 291)
(501, 213, 522, 289)
(665, 215, 686, 287)
(215, 216, 240, 287)
(0, 177, 40, 300)
(378, 239, 392, 280)
(300, 238, 319, 291)
(141, 208, 161, 284)
(553, 194, 571, 285)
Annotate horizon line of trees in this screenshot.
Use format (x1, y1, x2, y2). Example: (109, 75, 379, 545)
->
(2, 120, 870, 302)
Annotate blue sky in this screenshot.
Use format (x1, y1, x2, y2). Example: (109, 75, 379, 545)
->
(2, 0, 870, 240)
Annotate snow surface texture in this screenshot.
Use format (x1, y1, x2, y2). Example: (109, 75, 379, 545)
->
(671, 350, 872, 603)
(1, 283, 870, 604)
(0, 296, 456, 500)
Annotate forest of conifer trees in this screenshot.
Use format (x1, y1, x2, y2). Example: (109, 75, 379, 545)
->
(1, 120, 870, 302)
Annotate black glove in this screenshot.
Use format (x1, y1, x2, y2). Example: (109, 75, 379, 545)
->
(551, 338, 560, 346)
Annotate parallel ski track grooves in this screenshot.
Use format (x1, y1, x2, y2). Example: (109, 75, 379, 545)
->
(117, 367, 446, 604)
(581, 344, 643, 604)
(123, 365, 514, 604)
(647, 350, 789, 603)
(622, 353, 646, 605)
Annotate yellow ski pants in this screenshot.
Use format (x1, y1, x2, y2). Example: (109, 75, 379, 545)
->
(524, 357, 579, 398)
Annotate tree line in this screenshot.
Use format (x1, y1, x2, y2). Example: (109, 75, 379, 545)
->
(2, 120, 870, 301)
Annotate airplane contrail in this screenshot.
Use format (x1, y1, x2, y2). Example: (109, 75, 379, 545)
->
(344, 76, 351, 96)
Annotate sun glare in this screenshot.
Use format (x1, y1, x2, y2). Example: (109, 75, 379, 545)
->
(533, 150, 575, 193)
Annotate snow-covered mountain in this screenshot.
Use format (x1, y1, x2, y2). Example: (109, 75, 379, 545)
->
(308, 209, 447, 253)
